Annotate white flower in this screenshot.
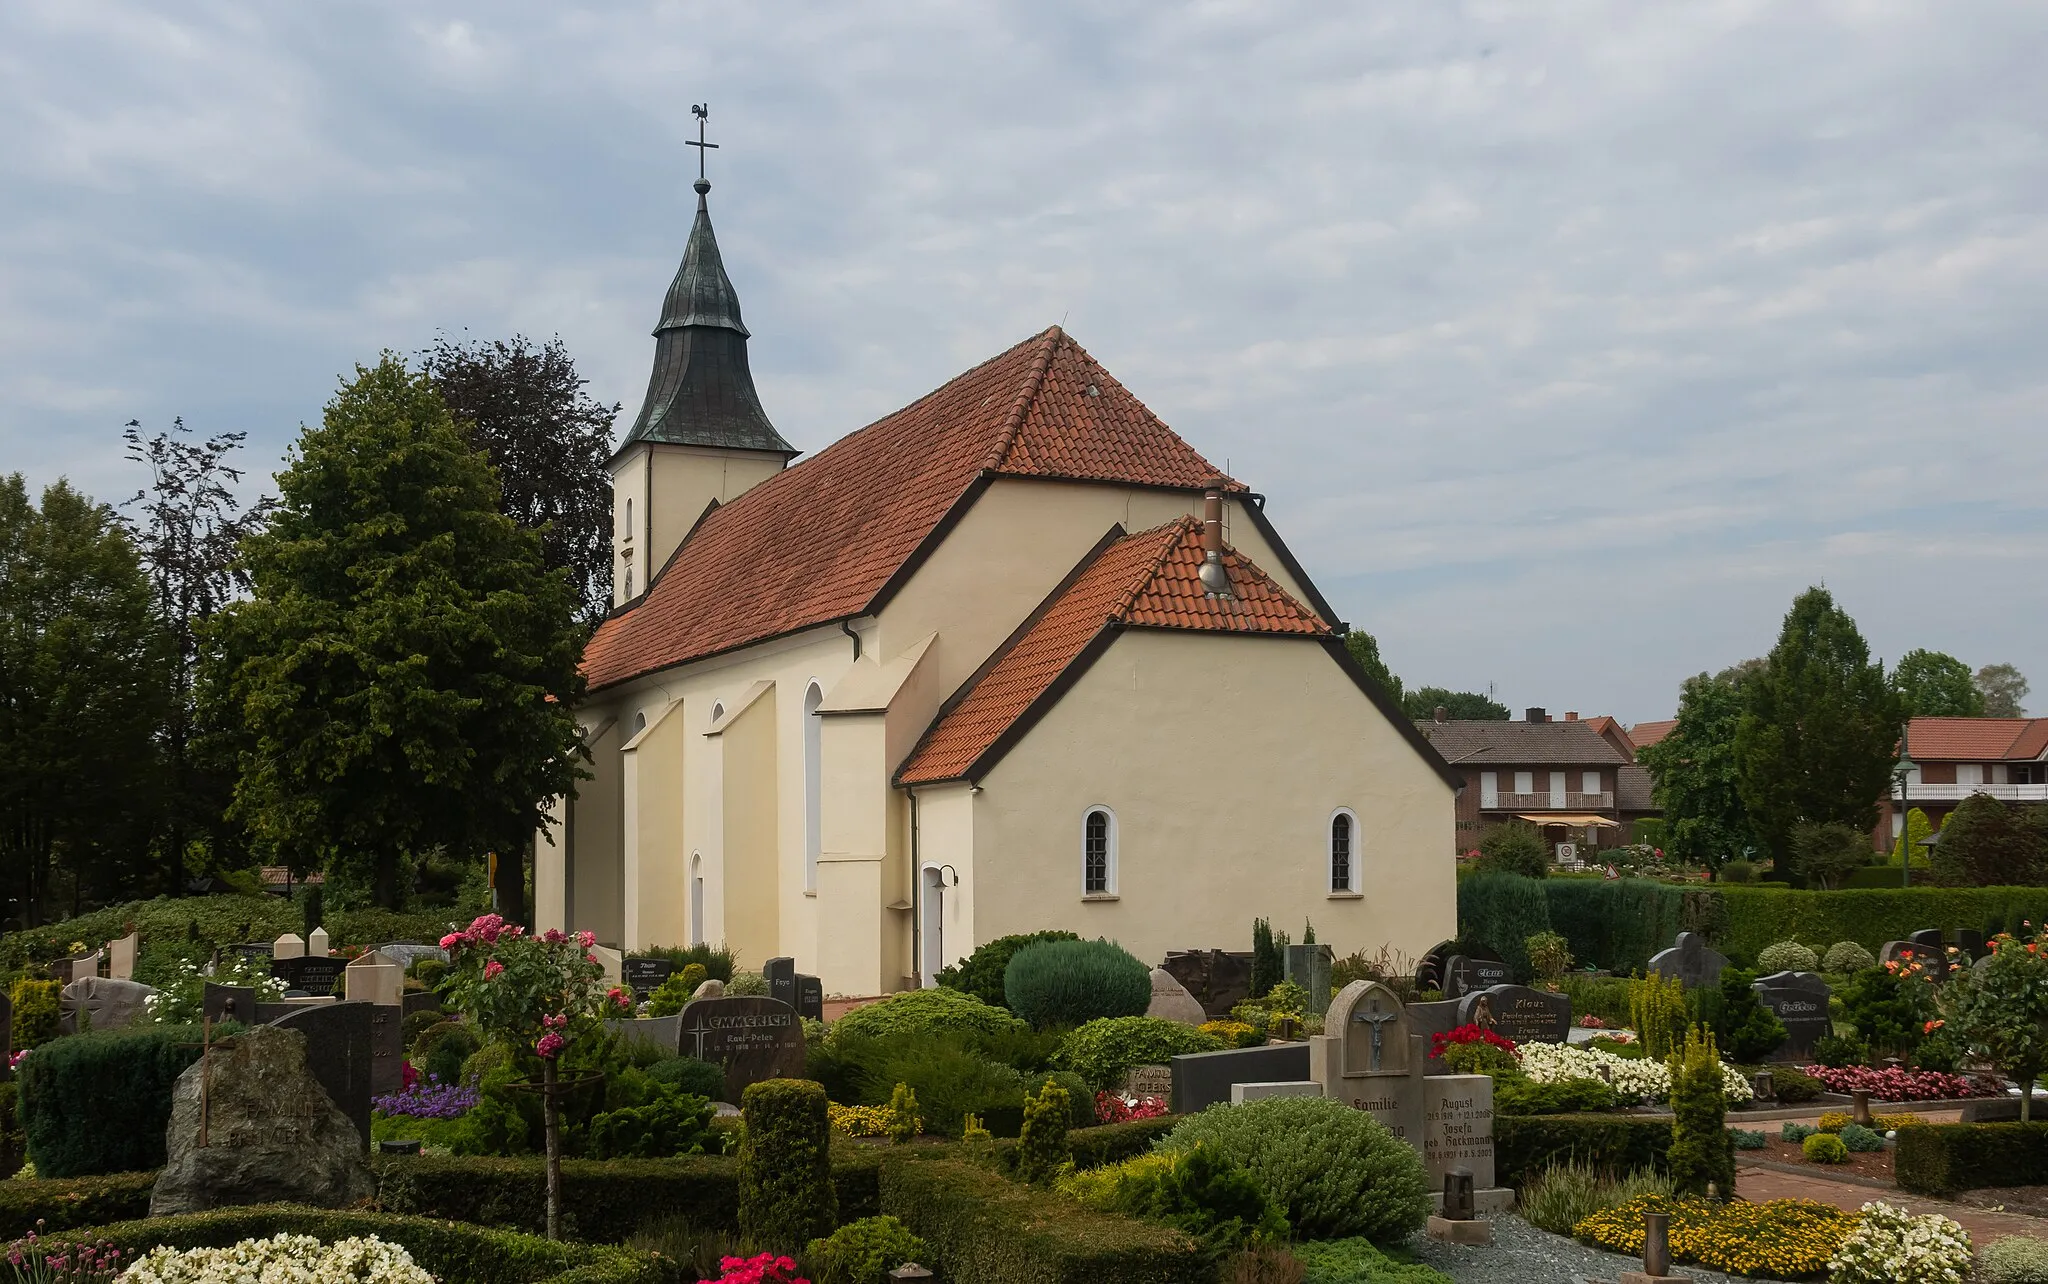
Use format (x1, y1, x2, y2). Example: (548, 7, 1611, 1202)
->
(118, 1233, 433, 1284)
(1826, 1201, 1971, 1284)
(1514, 1041, 1753, 1104)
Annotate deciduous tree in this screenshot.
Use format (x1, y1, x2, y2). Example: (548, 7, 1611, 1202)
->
(1343, 630, 1403, 704)
(1975, 663, 2031, 718)
(1402, 686, 1509, 720)
(1639, 671, 1757, 872)
(1892, 649, 1984, 718)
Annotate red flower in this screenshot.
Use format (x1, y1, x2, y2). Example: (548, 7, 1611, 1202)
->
(439, 932, 463, 949)
(535, 1032, 565, 1059)
(483, 960, 503, 980)
(608, 986, 633, 1010)
(1431, 1024, 1517, 1057)
(1925, 1019, 1944, 1034)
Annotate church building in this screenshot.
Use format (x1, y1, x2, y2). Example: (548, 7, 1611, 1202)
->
(534, 172, 1462, 995)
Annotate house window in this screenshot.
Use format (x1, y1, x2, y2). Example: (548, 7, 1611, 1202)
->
(1329, 809, 1358, 893)
(1958, 764, 1985, 787)
(710, 700, 725, 725)
(1479, 771, 1499, 809)
(1514, 771, 1534, 795)
(1582, 771, 1602, 796)
(1082, 807, 1116, 896)
(804, 682, 824, 893)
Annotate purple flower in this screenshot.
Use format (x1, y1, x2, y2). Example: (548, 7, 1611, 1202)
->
(372, 1073, 482, 1119)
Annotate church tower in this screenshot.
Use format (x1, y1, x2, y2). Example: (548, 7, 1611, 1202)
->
(610, 157, 796, 608)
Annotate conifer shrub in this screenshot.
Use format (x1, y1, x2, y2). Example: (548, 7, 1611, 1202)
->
(1055, 1143, 1287, 1258)
(805, 1215, 928, 1284)
(1014, 1079, 1072, 1185)
(1251, 919, 1286, 1000)
(738, 1079, 836, 1250)
(1708, 969, 1788, 1064)
(1837, 1124, 1885, 1153)
(1003, 939, 1150, 1030)
(1629, 974, 1689, 1062)
(934, 931, 1080, 1009)
(1801, 1132, 1849, 1164)
(1665, 1028, 1734, 1199)
(17, 1025, 204, 1177)
(884, 1083, 921, 1143)
(1478, 823, 1550, 880)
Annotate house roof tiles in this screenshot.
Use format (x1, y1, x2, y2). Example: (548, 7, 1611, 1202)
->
(1413, 719, 1633, 768)
(1628, 719, 1677, 751)
(1907, 717, 2048, 762)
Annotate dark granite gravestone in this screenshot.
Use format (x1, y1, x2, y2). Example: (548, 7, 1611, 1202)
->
(678, 996, 805, 1102)
(1405, 998, 1462, 1067)
(1752, 971, 1831, 1062)
(273, 956, 345, 997)
(1882, 938, 1948, 980)
(232, 942, 275, 962)
(1909, 929, 1953, 981)
(604, 1014, 683, 1056)
(1647, 932, 1729, 989)
(1160, 950, 1255, 1018)
(0, 991, 11, 1076)
(1443, 955, 1511, 1000)
(763, 957, 796, 1009)
(796, 975, 824, 1022)
(1455, 985, 1571, 1045)
(204, 983, 259, 1025)
(1414, 940, 1458, 995)
(622, 958, 675, 998)
(268, 1000, 375, 1147)
(366, 1003, 404, 1096)
(400, 991, 441, 1020)
(1168, 1042, 1312, 1114)
(1953, 929, 1986, 960)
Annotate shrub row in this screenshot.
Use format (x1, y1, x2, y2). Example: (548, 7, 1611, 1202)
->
(28, 1205, 665, 1284)
(1495, 1114, 1674, 1189)
(878, 1156, 1207, 1284)
(17, 1025, 204, 1178)
(1894, 1122, 2048, 1196)
(0, 1172, 156, 1238)
(1713, 886, 2048, 962)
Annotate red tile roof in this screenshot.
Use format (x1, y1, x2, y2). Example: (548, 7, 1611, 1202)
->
(896, 518, 1327, 785)
(1906, 717, 2048, 761)
(581, 327, 1237, 692)
(1629, 719, 1677, 751)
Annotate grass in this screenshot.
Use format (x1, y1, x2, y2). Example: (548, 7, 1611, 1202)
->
(1518, 1160, 1677, 1237)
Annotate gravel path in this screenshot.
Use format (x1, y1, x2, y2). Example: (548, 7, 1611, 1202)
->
(1410, 1213, 1763, 1284)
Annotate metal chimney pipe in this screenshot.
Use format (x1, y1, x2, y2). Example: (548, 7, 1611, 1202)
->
(1198, 485, 1231, 596)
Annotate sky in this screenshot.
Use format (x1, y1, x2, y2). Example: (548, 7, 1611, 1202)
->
(3, 1, 2042, 724)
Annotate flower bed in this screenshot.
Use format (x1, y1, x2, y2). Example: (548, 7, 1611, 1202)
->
(1799, 1064, 1992, 1101)
(122, 1233, 433, 1284)
(1091, 1092, 1167, 1124)
(1575, 1193, 1858, 1278)
(1518, 1042, 1753, 1106)
(1827, 1201, 1971, 1284)
(373, 1075, 480, 1120)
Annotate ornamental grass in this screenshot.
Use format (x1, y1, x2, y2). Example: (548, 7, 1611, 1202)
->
(1574, 1194, 1859, 1279)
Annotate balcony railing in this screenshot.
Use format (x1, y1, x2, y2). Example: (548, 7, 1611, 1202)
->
(1485, 792, 1615, 812)
(1898, 783, 2048, 804)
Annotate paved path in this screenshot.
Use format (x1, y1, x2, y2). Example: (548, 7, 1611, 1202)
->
(1738, 1163, 2048, 1246)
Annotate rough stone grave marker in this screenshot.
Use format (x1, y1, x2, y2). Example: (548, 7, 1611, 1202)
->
(796, 974, 825, 1022)
(622, 957, 675, 997)
(678, 996, 805, 1103)
(1160, 949, 1253, 1018)
(1752, 971, 1831, 1062)
(1146, 968, 1207, 1025)
(59, 977, 157, 1033)
(1443, 955, 1511, 1000)
(1284, 943, 1334, 1017)
(1117, 1063, 1174, 1098)
(268, 999, 375, 1147)
(764, 956, 796, 1009)
(1455, 985, 1571, 1045)
(1647, 932, 1728, 989)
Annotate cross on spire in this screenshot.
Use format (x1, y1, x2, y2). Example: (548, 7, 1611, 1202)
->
(688, 103, 719, 186)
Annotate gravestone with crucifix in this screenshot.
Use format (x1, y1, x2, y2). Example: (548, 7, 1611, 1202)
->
(622, 957, 675, 998)
(1309, 981, 1425, 1147)
(1647, 932, 1729, 989)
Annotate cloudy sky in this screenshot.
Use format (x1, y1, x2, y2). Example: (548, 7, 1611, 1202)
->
(4, 1, 2042, 722)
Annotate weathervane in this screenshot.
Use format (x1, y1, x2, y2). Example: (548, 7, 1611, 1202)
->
(688, 103, 719, 185)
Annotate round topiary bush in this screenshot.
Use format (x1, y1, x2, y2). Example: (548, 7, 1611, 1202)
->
(1802, 1131, 1849, 1164)
(1055, 1016, 1225, 1090)
(934, 931, 1081, 1009)
(1757, 940, 1820, 974)
(1004, 938, 1150, 1030)
(1158, 1095, 1431, 1242)
(1822, 941, 1878, 974)
(825, 987, 1026, 1047)
(1981, 1235, 2048, 1284)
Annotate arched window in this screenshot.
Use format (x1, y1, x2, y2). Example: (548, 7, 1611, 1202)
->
(804, 682, 824, 893)
(1082, 807, 1117, 896)
(710, 700, 725, 725)
(690, 852, 705, 947)
(1329, 809, 1358, 893)
(633, 710, 648, 736)
(625, 497, 633, 539)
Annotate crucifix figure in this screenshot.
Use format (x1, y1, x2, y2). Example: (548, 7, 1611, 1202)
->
(688, 103, 719, 182)
(1353, 1000, 1399, 1072)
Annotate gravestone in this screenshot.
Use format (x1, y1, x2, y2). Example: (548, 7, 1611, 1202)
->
(1310, 981, 1425, 1148)
(1146, 968, 1208, 1026)
(796, 975, 825, 1022)
(273, 955, 345, 997)
(1414, 940, 1458, 995)
(1118, 1063, 1174, 1098)
(274, 934, 306, 961)
(344, 951, 403, 1006)
(622, 957, 676, 998)
(591, 945, 624, 988)
(375, 943, 449, 972)
(1752, 971, 1831, 1062)
(693, 978, 726, 1000)
(1160, 950, 1254, 1018)
(604, 1014, 683, 1056)
(400, 991, 441, 1020)
(1170, 1043, 1312, 1114)
(1455, 985, 1571, 1045)
(1422, 1075, 1497, 1192)
(1284, 943, 1335, 1017)
(108, 933, 139, 981)
(677, 996, 805, 1102)
(1953, 929, 1986, 960)
(1647, 932, 1729, 989)
(59, 977, 158, 1034)
(1442, 955, 1511, 1000)
(54, 951, 101, 983)
(1406, 998, 1463, 1067)
(764, 957, 796, 1009)
(307, 927, 332, 957)
(1910, 929, 1953, 981)
(366, 1003, 404, 1096)
(204, 982, 259, 1025)
(232, 942, 275, 962)
(268, 999, 375, 1146)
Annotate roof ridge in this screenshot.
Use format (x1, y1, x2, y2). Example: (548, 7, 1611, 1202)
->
(980, 326, 1063, 473)
(1108, 517, 1199, 623)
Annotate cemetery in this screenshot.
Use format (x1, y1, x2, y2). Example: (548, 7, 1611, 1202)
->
(2, 892, 2048, 1284)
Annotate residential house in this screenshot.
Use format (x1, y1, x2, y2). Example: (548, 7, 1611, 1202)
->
(1415, 708, 1658, 855)
(1881, 716, 2048, 846)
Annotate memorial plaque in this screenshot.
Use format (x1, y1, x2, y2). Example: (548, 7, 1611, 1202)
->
(1422, 1075, 1496, 1189)
(763, 957, 796, 1009)
(1647, 932, 1729, 989)
(268, 999, 375, 1147)
(1455, 985, 1571, 1045)
(273, 955, 345, 997)
(1113, 1063, 1173, 1099)
(622, 957, 675, 997)
(1752, 971, 1831, 1061)
(1284, 944, 1335, 1017)
(1443, 955, 1511, 1000)
(1171, 1043, 1312, 1114)
(678, 996, 805, 1102)
(232, 942, 275, 962)
(796, 974, 825, 1022)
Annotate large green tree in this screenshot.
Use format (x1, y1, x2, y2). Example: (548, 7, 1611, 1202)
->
(0, 476, 166, 924)
(1402, 686, 1510, 720)
(1975, 663, 2031, 718)
(208, 355, 587, 911)
(1639, 670, 1757, 872)
(1343, 630, 1403, 704)
(1735, 587, 1903, 871)
(1892, 649, 1984, 718)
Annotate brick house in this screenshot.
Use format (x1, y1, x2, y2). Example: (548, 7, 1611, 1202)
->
(1416, 707, 1660, 856)
(1879, 716, 2048, 847)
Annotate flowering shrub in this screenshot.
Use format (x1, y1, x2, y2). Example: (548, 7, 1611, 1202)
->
(121, 1234, 432, 1284)
(1577, 1015, 1607, 1029)
(1798, 1064, 1987, 1101)
(1827, 1201, 1971, 1284)
(1431, 1024, 1517, 1057)
(1198, 1019, 1261, 1048)
(142, 954, 285, 1025)
(1517, 1041, 1752, 1105)
(1433, 1024, 1519, 1076)
(373, 1073, 481, 1120)
(826, 1103, 891, 1137)
(702, 1251, 809, 1283)
(4, 1227, 123, 1284)
(1094, 1091, 1169, 1123)
(1575, 1194, 1859, 1278)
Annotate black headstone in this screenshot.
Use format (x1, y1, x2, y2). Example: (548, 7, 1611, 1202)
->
(623, 957, 676, 998)
(1751, 971, 1831, 1062)
(795, 974, 824, 1022)
(272, 956, 345, 997)
(1647, 932, 1730, 989)
(1953, 929, 1986, 960)
(268, 1000, 375, 1147)
(366, 1003, 405, 1096)
(677, 996, 806, 1102)
(1455, 985, 1571, 1045)
(1405, 998, 1462, 1067)
(763, 957, 797, 1009)
(400, 991, 442, 1020)
(1443, 955, 1511, 1000)
(1160, 950, 1255, 1018)
(203, 982, 258, 1025)
(1413, 940, 1458, 994)
(1168, 1042, 1312, 1114)
(232, 942, 275, 961)
(1909, 928, 1945, 953)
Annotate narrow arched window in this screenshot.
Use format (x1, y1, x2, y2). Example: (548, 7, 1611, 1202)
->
(1082, 807, 1116, 896)
(804, 682, 824, 893)
(1330, 809, 1358, 893)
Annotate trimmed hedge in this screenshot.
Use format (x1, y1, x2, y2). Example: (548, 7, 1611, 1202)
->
(17, 1025, 204, 1177)
(27, 1205, 666, 1284)
(373, 1150, 884, 1242)
(1895, 1122, 2048, 1196)
(1495, 1114, 1673, 1189)
(739, 1078, 836, 1250)
(1714, 886, 2048, 961)
(0, 1172, 157, 1238)
(878, 1156, 1207, 1284)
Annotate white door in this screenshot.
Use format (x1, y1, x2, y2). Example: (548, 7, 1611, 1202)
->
(920, 866, 947, 986)
(1480, 771, 1499, 809)
(1549, 772, 1567, 808)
